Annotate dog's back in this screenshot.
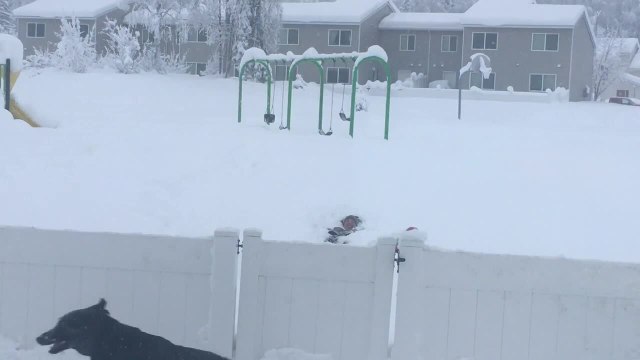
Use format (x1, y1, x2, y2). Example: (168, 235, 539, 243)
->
(36, 299, 229, 360)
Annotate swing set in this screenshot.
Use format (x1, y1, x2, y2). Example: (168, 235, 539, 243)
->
(237, 46, 392, 140)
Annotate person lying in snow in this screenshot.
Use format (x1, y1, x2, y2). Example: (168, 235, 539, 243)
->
(325, 216, 420, 244)
(325, 215, 362, 244)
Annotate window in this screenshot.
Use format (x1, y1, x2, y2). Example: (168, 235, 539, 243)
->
(529, 74, 557, 92)
(470, 72, 496, 90)
(531, 33, 559, 51)
(187, 26, 207, 42)
(277, 28, 299, 45)
(441, 35, 457, 52)
(327, 67, 350, 84)
(328, 29, 351, 46)
(400, 34, 416, 51)
(79, 24, 89, 39)
(472, 32, 498, 50)
(27, 23, 45, 38)
(275, 65, 297, 81)
(442, 71, 457, 88)
(187, 62, 207, 75)
(617, 90, 629, 97)
(139, 29, 155, 43)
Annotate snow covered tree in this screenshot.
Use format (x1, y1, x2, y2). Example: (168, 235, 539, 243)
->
(102, 18, 141, 74)
(126, 0, 190, 73)
(54, 18, 96, 73)
(592, 27, 628, 100)
(0, 0, 15, 34)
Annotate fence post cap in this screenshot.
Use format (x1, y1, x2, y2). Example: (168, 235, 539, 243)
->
(243, 228, 263, 239)
(398, 232, 426, 248)
(214, 228, 240, 238)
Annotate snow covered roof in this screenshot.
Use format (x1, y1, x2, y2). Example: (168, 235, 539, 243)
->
(618, 38, 640, 54)
(461, 0, 587, 28)
(622, 73, 640, 87)
(281, 0, 397, 24)
(13, 0, 129, 19)
(379, 13, 463, 31)
(630, 51, 640, 71)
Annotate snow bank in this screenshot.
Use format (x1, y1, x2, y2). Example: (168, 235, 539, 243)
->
(260, 349, 332, 360)
(0, 34, 24, 72)
(13, 0, 129, 18)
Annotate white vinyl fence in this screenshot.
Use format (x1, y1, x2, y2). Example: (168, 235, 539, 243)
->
(392, 236, 640, 360)
(0, 226, 237, 359)
(2, 226, 640, 360)
(235, 229, 395, 360)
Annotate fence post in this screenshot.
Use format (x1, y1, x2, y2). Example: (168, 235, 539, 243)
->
(4, 58, 10, 111)
(390, 234, 426, 360)
(208, 228, 240, 359)
(235, 228, 264, 360)
(369, 236, 398, 360)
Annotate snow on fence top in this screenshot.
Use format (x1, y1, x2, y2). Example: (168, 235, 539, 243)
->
(0, 35, 24, 72)
(13, 0, 129, 18)
(240, 46, 389, 75)
(462, 0, 587, 27)
(379, 13, 463, 31)
(282, 0, 396, 24)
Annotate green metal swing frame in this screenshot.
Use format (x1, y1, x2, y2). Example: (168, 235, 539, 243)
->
(237, 51, 392, 140)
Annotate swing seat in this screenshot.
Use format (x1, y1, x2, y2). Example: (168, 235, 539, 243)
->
(264, 113, 275, 124)
(339, 112, 350, 122)
(319, 129, 333, 136)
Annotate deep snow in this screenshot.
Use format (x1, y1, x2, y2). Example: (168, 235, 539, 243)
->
(3, 68, 640, 263)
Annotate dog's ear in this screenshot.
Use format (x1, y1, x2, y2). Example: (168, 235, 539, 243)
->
(95, 298, 108, 312)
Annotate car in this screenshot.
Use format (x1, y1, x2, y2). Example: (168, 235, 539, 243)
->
(607, 97, 640, 106)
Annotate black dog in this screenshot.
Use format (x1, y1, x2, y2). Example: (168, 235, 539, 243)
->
(36, 299, 228, 360)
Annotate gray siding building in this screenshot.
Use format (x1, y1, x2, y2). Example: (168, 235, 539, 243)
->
(13, 1, 128, 57)
(13, 0, 595, 101)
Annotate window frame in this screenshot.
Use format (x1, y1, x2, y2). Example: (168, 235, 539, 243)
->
(441, 35, 458, 52)
(399, 34, 416, 52)
(529, 73, 557, 92)
(531, 33, 559, 52)
(275, 64, 298, 81)
(442, 70, 457, 88)
(326, 66, 351, 84)
(328, 29, 352, 47)
(469, 72, 496, 90)
(187, 62, 207, 75)
(79, 24, 89, 39)
(186, 25, 208, 43)
(616, 89, 629, 97)
(27, 22, 46, 38)
(471, 32, 498, 50)
(277, 28, 299, 46)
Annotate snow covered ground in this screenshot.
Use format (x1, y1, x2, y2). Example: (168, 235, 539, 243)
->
(2, 68, 639, 263)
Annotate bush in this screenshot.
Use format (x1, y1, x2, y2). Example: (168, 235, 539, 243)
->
(102, 19, 140, 74)
(54, 18, 96, 73)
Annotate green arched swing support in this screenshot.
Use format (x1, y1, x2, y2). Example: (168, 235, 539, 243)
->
(237, 46, 392, 140)
(237, 59, 273, 124)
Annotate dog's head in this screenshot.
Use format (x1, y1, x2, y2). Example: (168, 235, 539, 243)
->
(36, 299, 110, 356)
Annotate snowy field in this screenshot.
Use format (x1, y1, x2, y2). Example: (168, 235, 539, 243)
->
(2, 68, 639, 263)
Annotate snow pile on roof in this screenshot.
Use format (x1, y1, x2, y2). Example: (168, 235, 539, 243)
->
(622, 72, 640, 87)
(379, 12, 463, 30)
(13, 0, 129, 18)
(0, 34, 23, 72)
(282, 0, 394, 24)
(462, 0, 586, 27)
(617, 38, 640, 54)
(630, 51, 640, 71)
